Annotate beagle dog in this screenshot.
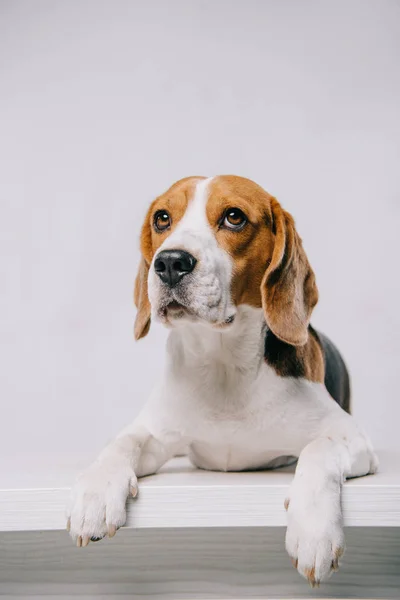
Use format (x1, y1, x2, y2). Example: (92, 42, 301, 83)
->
(68, 175, 378, 586)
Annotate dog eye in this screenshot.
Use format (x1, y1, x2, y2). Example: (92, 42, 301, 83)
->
(154, 210, 171, 232)
(222, 208, 247, 231)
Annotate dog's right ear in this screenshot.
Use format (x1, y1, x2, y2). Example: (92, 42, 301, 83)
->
(134, 257, 151, 340)
(134, 204, 154, 340)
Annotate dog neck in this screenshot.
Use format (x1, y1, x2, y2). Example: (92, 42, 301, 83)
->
(166, 305, 266, 373)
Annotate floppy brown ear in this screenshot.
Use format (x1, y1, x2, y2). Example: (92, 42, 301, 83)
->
(134, 202, 155, 340)
(261, 198, 318, 346)
(134, 257, 151, 340)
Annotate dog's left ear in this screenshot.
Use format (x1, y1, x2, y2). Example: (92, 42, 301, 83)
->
(261, 198, 318, 346)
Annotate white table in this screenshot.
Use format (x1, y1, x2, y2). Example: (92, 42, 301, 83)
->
(1, 453, 399, 599)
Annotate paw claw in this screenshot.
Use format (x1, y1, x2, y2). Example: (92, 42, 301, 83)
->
(304, 567, 315, 585)
(108, 524, 117, 538)
(284, 498, 290, 511)
(66, 517, 71, 532)
(81, 535, 90, 547)
(130, 484, 138, 498)
(76, 536, 82, 548)
(334, 545, 345, 560)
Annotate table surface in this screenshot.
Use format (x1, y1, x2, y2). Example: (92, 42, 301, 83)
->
(1, 451, 399, 532)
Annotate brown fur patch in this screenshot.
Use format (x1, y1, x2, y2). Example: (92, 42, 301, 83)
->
(206, 176, 275, 309)
(140, 176, 204, 263)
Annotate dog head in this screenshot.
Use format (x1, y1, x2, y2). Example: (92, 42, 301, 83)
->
(134, 175, 318, 346)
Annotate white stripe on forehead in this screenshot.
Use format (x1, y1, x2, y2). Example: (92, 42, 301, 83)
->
(168, 177, 214, 235)
(183, 176, 214, 228)
(191, 177, 214, 207)
(156, 177, 215, 253)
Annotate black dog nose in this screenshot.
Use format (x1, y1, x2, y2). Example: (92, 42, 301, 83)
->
(154, 250, 197, 288)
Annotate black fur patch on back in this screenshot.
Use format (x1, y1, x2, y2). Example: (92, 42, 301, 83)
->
(264, 328, 306, 379)
(313, 329, 351, 413)
(264, 326, 351, 413)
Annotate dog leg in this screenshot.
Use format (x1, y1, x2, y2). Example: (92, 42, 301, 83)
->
(284, 410, 378, 586)
(67, 421, 184, 545)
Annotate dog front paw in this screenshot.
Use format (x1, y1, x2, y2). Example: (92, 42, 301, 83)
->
(67, 457, 138, 546)
(284, 483, 345, 586)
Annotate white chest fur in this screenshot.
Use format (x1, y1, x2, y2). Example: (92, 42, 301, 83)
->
(139, 306, 338, 472)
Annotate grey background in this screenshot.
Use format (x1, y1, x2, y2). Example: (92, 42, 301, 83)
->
(1, 0, 399, 480)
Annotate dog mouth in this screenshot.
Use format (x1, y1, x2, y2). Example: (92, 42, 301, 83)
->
(161, 300, 191, 320)
(158, 299, 236, 329)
